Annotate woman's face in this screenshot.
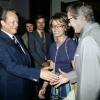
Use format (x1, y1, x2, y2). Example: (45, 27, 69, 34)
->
(51, 20, 66, 38)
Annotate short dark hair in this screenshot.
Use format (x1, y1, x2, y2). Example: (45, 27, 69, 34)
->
(25, 19, 33, 25)
(35, 14, 46, 22)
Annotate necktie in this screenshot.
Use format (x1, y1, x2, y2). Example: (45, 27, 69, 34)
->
(12, 36, 25, 54)
(41, 32, 45, 39)
(40, 32, 46, 53)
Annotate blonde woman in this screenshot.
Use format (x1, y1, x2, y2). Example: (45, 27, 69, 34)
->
(39, 12, 77, 100)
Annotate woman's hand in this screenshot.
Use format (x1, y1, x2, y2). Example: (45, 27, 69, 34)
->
(50, 69, 69, 88)
(42, 60, 55, 71)
(38, 87, 46, 99)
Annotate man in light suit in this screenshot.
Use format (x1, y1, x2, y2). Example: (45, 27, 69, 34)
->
(0, 9, 58, 100)
(53, 2, 100, 100)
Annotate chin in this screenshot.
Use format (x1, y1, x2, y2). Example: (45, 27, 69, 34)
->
(13, 32, 17, 34)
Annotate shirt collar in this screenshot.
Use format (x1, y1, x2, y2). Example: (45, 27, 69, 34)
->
(80, 21, 98, 39)
(1, 29, 14, 40)
(37, 29, 44, 33)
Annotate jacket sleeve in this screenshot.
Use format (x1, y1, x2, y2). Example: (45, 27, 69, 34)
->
(0, 44, 40, 82)
(67, 70, 78, 83)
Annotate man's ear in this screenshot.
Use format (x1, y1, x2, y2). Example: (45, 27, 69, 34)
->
(1, 20, 5, 26)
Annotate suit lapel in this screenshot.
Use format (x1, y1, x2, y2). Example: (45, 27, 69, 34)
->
(15, 35, 32, 66)
(0, 31, 31, 65)
(35, 31, 44, 42)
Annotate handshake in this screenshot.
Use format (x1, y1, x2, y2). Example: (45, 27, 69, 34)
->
(39, 60, 69, 99)
(40, 60, 69, 87)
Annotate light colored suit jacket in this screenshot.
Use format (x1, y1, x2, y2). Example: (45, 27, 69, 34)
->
(69, 22, 100, 100)
(22, 32, 28, 49)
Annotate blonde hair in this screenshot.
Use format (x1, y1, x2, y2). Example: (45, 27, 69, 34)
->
(49, 12, 69, 34)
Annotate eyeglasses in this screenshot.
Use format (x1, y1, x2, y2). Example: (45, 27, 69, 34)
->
(68, 18, 73, 23)
(51, 25, 65, 29)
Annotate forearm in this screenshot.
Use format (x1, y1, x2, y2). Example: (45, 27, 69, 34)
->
(42, 81, 49, 88)
(67, 70, 78, 83)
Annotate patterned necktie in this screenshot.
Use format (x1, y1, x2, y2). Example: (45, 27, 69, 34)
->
(12, 36, 25, 54)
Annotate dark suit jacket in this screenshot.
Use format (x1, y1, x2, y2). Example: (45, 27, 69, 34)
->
(29, 31, 52, 69)
(0, 30, 40, 100)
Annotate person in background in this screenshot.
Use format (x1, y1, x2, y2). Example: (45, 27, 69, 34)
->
(29, 14, 52, 68)
(22, 19, 34, 49)
(39, 12, 77, 100)
(29, 14, 53, 100)
(53, 2, 100, 100)
(22, 19, 35, 67)
(0, 9, 59, 100)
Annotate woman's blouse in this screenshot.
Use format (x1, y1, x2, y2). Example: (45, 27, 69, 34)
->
(49, 38, 77, 73)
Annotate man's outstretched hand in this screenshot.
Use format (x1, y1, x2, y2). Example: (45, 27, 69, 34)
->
(40, 67, 59, 83)
(50, 69, 69, 88)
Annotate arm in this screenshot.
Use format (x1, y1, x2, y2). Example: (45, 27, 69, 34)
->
(38, 81, 49, 99)
(51, 69, 77, 88)
(0, 45, 40, 82)
(39, 60, 56, 99)
(66, 70, 78, 83)
(0, 44, 58, 83)
(77, 36, 100, 99)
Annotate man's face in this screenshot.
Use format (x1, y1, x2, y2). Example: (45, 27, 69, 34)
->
(36, 18, 45, 31)
(26, 23, 33, 33)
(67, 11, 81, 33)
(1, 11, 18, 35)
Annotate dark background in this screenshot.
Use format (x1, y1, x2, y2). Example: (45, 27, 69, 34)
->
(61, 1, 100, 23)
(1, 0, 99, 36)
(30, 0, 50, 20)
(16, 0, 99, 37)
(15, 0, 100, 37)
(29, 0, 100, 23)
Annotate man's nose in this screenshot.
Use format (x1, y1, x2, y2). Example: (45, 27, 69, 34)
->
(68, 22, 71, 27)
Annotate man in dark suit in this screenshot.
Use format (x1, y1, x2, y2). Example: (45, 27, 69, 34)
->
(29, 14, 53, 100)
(0, 9, 58, 100)
(29, 14, 53, 69)
(28, 14, 53, 100)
